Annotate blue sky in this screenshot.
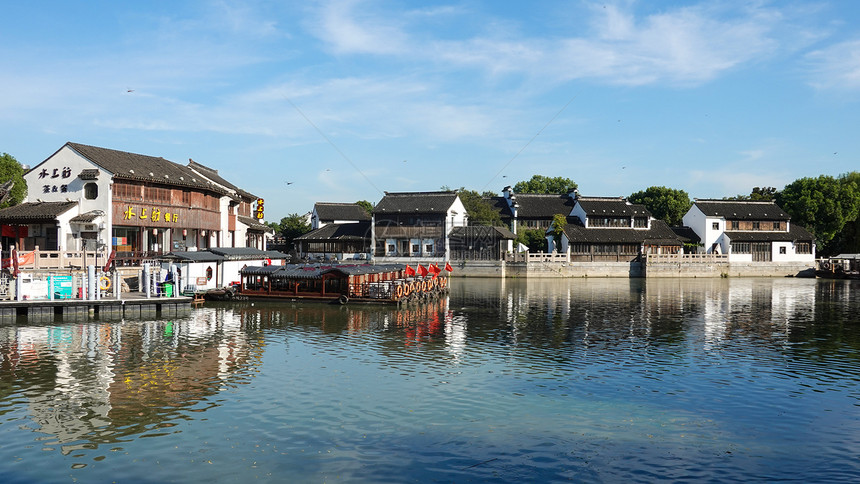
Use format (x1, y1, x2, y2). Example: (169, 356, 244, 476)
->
(2, 1, 859, 222)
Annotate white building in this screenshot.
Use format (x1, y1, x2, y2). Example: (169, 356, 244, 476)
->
(682, 200, 815, 262)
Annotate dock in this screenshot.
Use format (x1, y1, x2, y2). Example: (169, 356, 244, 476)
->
(0, 293, 195, 323)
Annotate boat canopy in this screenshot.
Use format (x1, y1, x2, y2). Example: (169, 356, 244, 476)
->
(240, 264, 406, 280)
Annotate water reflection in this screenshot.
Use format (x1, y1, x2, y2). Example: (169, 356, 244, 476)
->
(0, 312, 261, 454)
(0, 278, 858, 482)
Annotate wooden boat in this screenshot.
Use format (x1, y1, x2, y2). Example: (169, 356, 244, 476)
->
(238, 263, 449, 304)
(816, 254, 860, 279)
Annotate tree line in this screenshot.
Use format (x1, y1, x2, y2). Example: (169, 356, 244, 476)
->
(5, 149, 854, 257)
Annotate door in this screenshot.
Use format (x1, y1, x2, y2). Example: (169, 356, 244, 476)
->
(751, 242, 771, 262)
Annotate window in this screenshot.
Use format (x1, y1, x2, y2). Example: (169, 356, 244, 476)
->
(712, 222, 720, 230)
(144, 186, 170, 202)
(779, 246, 787, 254)
(425, 243, 434, 254)
(114, 182, 141, 200)
(84, 183, 98, 200)
(387, 243, 396, 254)
(732, 242, 751, 254)
(773, 222, 781, 230)
(796, 242, 811, 254)
(570, 243, 590, 254)
(752, 221, 760, 230)
(731, 221, 739, 230)
(411, 244, 420, 254)
(634, 217, 648, 228)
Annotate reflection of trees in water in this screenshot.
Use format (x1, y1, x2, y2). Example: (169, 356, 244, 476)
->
(789, 280, 860, 354)
(0, 313, 262, 454)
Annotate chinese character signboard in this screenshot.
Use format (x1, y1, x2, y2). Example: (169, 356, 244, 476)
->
(255, 198, 264, 220)
(38, 165, 73, 194)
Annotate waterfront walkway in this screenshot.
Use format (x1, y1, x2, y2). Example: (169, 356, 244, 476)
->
(0, 292, 195, 322)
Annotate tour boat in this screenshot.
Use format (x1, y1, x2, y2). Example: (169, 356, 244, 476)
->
(238, 263, 449, 304)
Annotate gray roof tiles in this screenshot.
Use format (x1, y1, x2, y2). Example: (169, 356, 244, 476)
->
(295, 221, 372, 241)
(0, 201, 78, 222)
(563, 219, 681, 244)
(373, 191, 459, 214)
(62, 143, 224, 194)
(314, 202, 371, 221)
(693, 200, 789, 220)
(575, 197, 651, 217)
(509, 194, 575, 218)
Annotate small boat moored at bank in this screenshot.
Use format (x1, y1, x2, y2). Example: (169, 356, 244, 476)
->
(816, 254, 860, 279)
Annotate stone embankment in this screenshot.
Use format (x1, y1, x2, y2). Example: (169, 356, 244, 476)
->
(449, 255, 814, 278)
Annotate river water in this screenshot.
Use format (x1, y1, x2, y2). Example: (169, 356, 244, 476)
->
(1, 278, 858, 483)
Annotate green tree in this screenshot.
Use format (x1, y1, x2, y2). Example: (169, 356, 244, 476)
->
(513, 175, 577, 195)
(549, 213, 568, 252)
(278, 213, 312, 248)
(355, 200, 373, 215)
(777, 174, 860, 256)
(444, 187, 504, 226)
(628, 186, 691, 226)
(725, 186, 779, 201)
(515, 228, 547, 252)
(0, 152, 28, 208)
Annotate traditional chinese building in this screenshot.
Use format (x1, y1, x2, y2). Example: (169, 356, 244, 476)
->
(0, 142, 268, 264)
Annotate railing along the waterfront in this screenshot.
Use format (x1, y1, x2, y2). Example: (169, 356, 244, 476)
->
(505, 252, 571, 263)
(12, 248, 168, 270)
(646, 253, 729, 262)
(27, 246, 109, 270)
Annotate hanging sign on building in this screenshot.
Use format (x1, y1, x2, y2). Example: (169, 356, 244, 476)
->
(255, 198, 264, 219)
(122, 206, 180, 223)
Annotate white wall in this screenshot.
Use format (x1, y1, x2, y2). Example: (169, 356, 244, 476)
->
(24, 146, 113, 250)
(570, 203, 588, 227)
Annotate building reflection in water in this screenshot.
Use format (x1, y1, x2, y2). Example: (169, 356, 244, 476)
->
(0, 311, 261, 454)
(447, 277, 823, 352)
(0, 278, 843, 457)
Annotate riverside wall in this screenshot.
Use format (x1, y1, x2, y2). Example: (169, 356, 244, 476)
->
(449, 259, 814, 278)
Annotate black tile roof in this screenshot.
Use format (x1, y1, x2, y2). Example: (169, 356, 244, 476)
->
(0, 201, 78, 223)
(693, 200, 789, 220)
(484, 196, 514, 219)
(450, 225, 516, 240)
(238, 215, 272, 232)
(209, 247, 288, 259)
(69, 210, 103, 223)
(314, 202, 371, 221)
(161, 251, 226, 262)
(724, 224, 815, 242)
(563, 219, 681, 245)
(295, 221, 372, 241)
(240, 263, 406, 279)
(41, 143, 227, 194)
(575, 197, 651, 217)
(509, 194, 575, 218)
(373, 191, 459, 214)
(187, 160, 257, 200)
(670, 226, 701, 244)
(78, 169, 100, 180)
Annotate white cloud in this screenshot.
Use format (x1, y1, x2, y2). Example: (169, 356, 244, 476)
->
(805, 39, 860, 91)
(314, 0, 409, 55)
